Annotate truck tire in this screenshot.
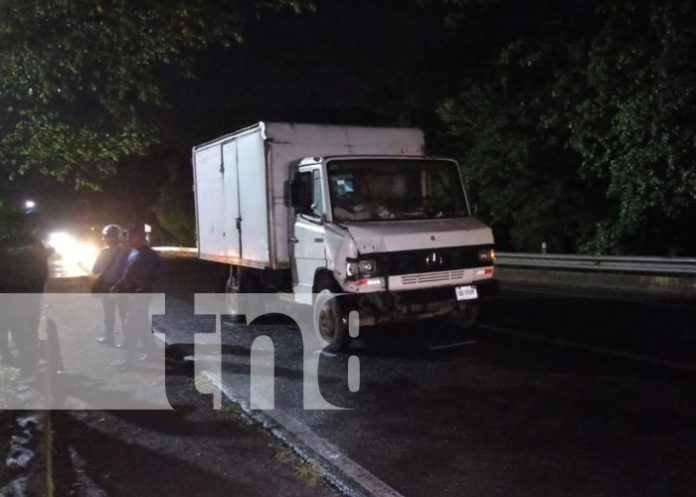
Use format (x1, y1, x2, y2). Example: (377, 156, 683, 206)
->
(447, 301, 480, 330)
(313, 287, 350, 353)
(225, 270, 260, 324)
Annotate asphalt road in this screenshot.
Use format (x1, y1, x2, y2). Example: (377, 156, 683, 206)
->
(33, 263, 341, 497)
(151, 257, 696, 497)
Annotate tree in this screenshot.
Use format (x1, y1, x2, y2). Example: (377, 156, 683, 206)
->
(436, 0, 602, 252)
(153, 171, 195, 246)
(557, 0, 696, 253)
(0, 0, 312, 189)
(436, 0, 696, 254)
(438, 84, 588, 253)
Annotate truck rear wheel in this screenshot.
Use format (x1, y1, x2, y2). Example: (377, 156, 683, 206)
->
(225, 268, 259, 324)
(314, 288, 350, 353)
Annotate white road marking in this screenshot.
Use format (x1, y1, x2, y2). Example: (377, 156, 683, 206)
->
(314, 350, 337, 357)
(69, 446, 108, 497)
(428, 340, 477, 351)
(480, 324, 696, 371)
(205, 372, 406, 497)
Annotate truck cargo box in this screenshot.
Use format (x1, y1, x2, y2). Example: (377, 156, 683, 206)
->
(192, 122, 425, 269)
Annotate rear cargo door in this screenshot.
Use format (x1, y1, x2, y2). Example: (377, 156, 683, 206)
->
(220, 141, 242, 259)
(194, 144, 241, 262)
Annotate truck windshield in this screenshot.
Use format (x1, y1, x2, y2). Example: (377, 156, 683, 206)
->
(327, 159, 469, 222)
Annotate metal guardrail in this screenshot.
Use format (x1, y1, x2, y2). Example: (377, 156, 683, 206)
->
(496, 252, 696, 276)
(153, 246, 696, 277)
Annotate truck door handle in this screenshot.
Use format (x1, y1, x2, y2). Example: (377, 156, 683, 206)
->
(314, 238, 324, 243)
(289, 236, 299, 243)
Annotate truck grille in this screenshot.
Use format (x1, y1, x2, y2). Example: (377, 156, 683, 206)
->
(370, 244, 492, 277)
(400, 269, 465, 285)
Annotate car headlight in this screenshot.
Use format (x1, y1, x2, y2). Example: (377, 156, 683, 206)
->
(478, 248, 496, 263)
(346, 259, 378, 279)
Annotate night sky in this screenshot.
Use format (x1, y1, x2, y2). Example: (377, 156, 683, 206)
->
(13, 0, 535, 237)
(17, 1, 454, 234)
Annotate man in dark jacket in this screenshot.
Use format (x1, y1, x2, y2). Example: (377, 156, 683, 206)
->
(0, 212, 50, 372)
(111, 226, 162, 364)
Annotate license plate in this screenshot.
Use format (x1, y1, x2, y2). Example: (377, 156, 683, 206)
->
(455, 285, 478, 301)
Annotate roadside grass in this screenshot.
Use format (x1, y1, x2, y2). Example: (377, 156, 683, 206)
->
(274, 447, 323, 488)
(185, 374, 242, 417)
(219, 401, 241, 416)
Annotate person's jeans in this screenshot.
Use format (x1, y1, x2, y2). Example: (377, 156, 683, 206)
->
(122, 294, 155, 360)
(101, 294, 127, 338)
(0, 294, 41, 372)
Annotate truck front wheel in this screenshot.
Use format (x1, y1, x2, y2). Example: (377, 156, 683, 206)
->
(447, 301, 480, 330)
(314, 288, 350, 353)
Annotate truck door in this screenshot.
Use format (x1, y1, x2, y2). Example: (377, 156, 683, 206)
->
(291, 166, 327, 302)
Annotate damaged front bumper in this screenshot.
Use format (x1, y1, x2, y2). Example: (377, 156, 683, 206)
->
(344, 279, 498, 326)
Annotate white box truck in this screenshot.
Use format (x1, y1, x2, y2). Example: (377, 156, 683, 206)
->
(193, 122, 496, 351)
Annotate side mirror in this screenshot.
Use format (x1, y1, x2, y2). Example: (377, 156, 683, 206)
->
(290, 177, 312, 214)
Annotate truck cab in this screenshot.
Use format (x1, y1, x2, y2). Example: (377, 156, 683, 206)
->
(288, 155, 496, 350)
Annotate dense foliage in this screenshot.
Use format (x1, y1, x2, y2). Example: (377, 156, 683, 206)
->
(437, 0, 696, 254)
(0, 0, 311, 190)
(2, 0, 694, 253)
(153, 166, 195, 246)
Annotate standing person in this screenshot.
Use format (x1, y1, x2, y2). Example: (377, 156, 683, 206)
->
(111, 226, 163, 364)
(92, 224, 129, 345)
(0, 211, 50, 373)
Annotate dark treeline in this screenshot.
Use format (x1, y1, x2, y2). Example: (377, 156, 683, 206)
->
(1, 0, 694, 255)
(429, 0, 696, 255)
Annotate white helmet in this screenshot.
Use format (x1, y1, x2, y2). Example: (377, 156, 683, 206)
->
(102, 224, 122, 240)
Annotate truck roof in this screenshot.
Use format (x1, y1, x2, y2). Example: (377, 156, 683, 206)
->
(296, 155, 456, 166)
(193, 122, 425, 155)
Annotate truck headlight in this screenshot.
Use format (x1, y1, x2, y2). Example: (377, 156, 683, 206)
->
(478, 248, 496, 263)
(358, 259, 377, 277)
(346, 259, 378, 279)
